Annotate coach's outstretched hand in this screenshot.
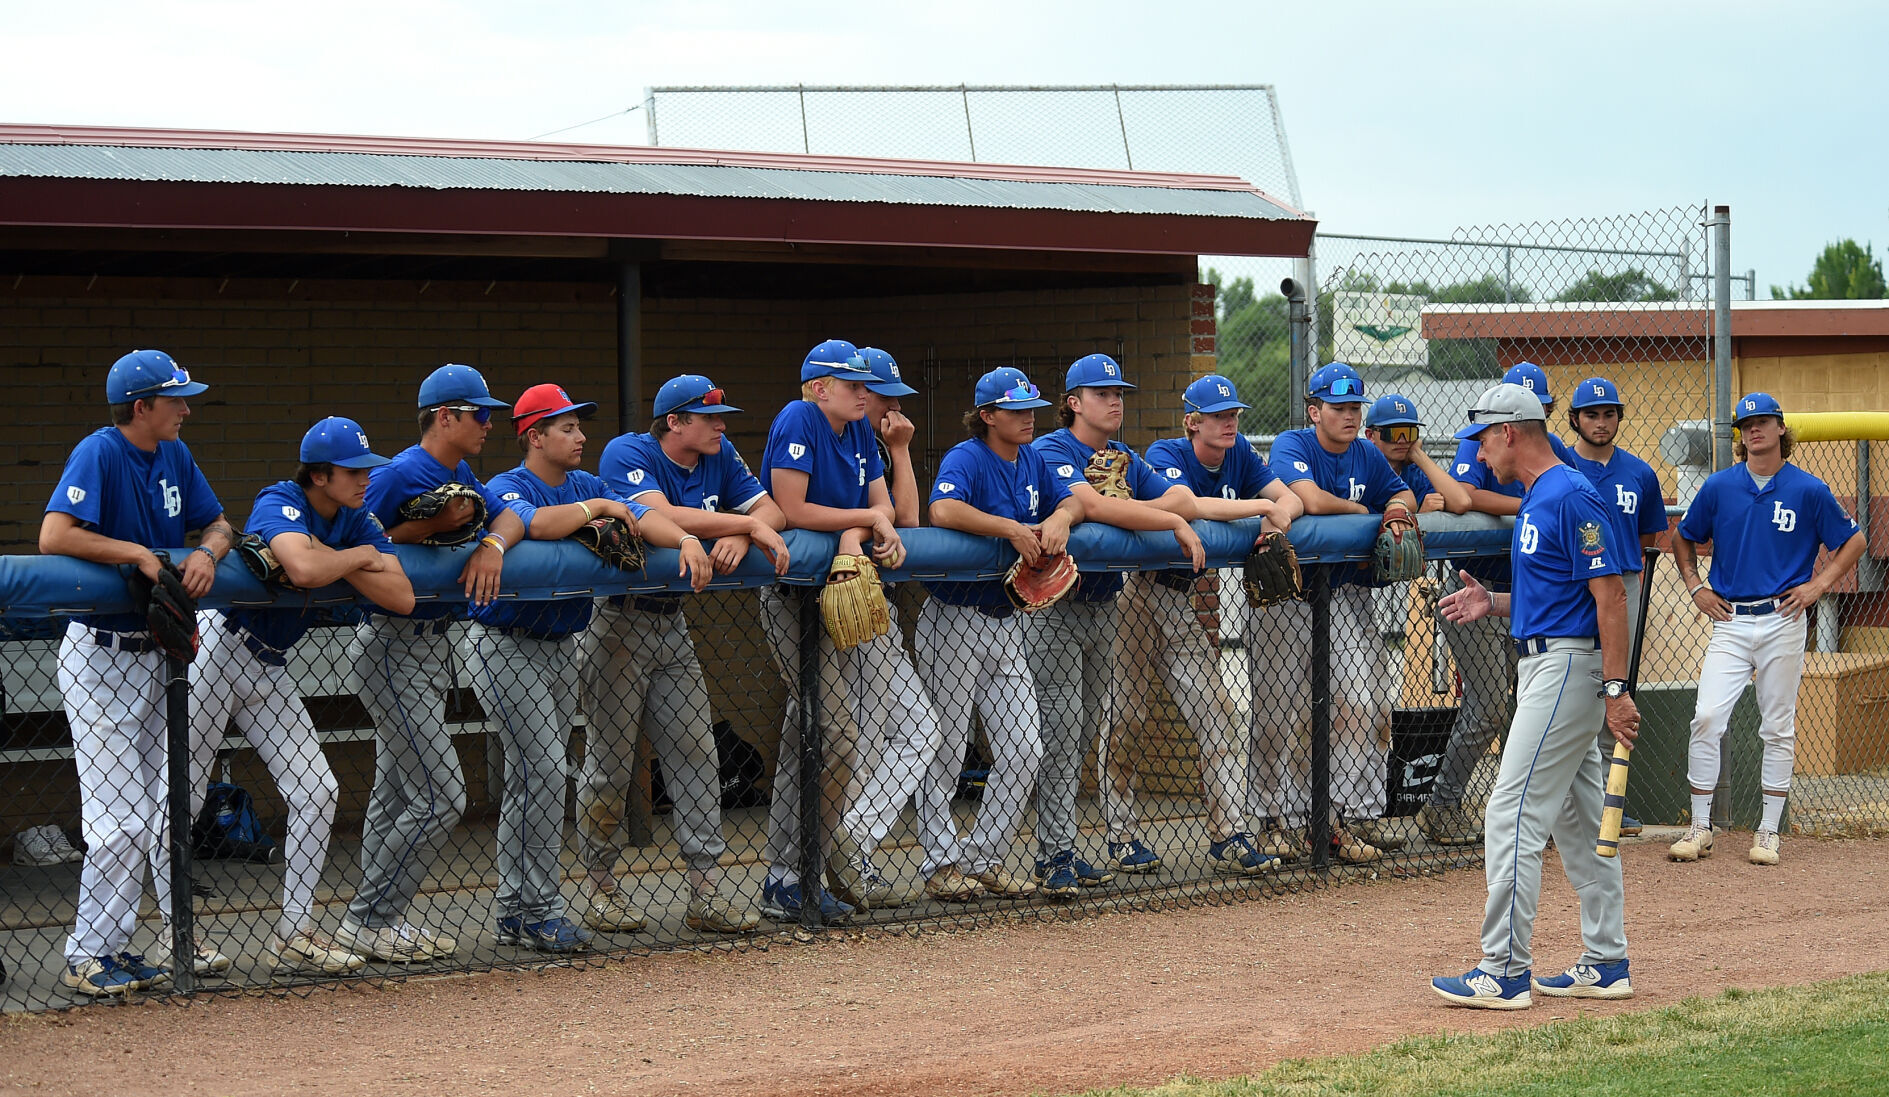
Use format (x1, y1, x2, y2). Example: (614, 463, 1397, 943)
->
(1439, 569, 1496, 624)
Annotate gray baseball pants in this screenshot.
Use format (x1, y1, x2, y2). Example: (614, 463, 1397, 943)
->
(469, 625, 577, 923)
(1026, 597, 1119, 859)
(1478, 640, 1627, 978)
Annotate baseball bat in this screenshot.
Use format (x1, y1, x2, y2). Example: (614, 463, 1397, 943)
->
(1597, 547, 1659, 857)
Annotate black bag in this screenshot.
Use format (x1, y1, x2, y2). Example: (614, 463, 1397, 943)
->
(650, 719, 768, 812)
(191, 782, 281, 863)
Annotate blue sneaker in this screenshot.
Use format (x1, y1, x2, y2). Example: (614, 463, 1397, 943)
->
(1432, 967, 1532, 1009)
(1106, 838, 1162, 874)
(63, 955, 141, 997)
(1032, 851, 1082, 899)
(1208, 832, 1279, 876)
(497, 915, 595, 953)
(1071, 855, 1115, 887)
(759, 878, 854, 924)
(1619, 815, 1643, 837)
(1534, 959, 1633, 1000)
(116, 951, 170, 990)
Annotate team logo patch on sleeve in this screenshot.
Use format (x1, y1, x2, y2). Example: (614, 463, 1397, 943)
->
(627, 469, 646, 485)
(787, 443, 807, 460)
(1164, 467, 1181, 479)
(1057, 464, 1074, 478)
(66, 486, 86, 504)
(938, 481, 956, 494)
(281, 505, 301, 521)
(1578, 520, 1605, 557)
(502, 492, 521, 502)
(1293, 461, 1309, 473)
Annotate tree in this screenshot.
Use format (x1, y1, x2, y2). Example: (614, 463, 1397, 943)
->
(1202, 267, 1293, 432)
(1556, 268, 1679, 302)
(1770, 240, 1887, 300)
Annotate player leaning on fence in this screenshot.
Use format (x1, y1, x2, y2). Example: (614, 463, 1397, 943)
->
(41, 349, 236, 996)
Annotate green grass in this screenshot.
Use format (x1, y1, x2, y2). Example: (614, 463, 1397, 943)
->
(1071, 973, 1889, 1097)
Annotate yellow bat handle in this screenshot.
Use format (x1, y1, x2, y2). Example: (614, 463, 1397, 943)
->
(1596, 741, 1632, 858)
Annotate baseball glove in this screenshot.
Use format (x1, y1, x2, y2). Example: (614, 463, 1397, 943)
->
(820, 554, 891, 651)
(398, 482, 487, 547)
(127, 552, 198, 663)
(572, 516, 646, 572)
(1242, 529, 1303, 607)
(234, 531, 292, 587)
(1083, 448, 1133, 500)
(1004, 552, 1080, 613)
(1373, 501, 1425, 583)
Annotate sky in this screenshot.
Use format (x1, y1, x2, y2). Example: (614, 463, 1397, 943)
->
(5, 0, 1885, 298)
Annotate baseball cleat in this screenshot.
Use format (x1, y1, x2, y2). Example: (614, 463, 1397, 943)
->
(1668, 823, 1714, 862)
(151, 922, 232, 976)
(1105, 838, 1162, 874)
(968, 865, 1038, 897)
(582, 884, 649, 933)
(1331, 828, 1382, 864)
(62, 955, 143, 997)
(497, 915, 594, 954)
(334, 919, 450, 963)
(1259, 824, 1308, 862)
(1416, 803, 1483, 846)
(759, 878, 855, 923)
(1208, 832, 1279, 875)
(922, 867, 985, 903)
(116, 952, 171, 991)
(686, 893, 761, 934)
(1533, 959, 1632, 1000)
(1749, 829, 1781, 866)
(1070, 855, 1115, 887)
(1349, 816, 1408, 852)
(1032, 851, 1084, 899)
(1432, 967, 1532, 1009)
(271, 930, 368, 975)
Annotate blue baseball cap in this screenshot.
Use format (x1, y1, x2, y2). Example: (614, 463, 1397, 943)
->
(857, 347, 918, 397)
(655, 374, 742, 417)
(107, 349, 208, 403)
(1307, 362, 1366, 404)
(300, 417, 390, 468)
(1183, 374, 1250, 414)
(974, 367, 1052, 410)
(1366, 394, 1423, 429)
(1065, 353, 1135, 391)
(1734, 391, 1785, 425)
(801, 339, 877, 383)
(1454, 383, 1547, 441)
(1570, 376, 1623, 410)
(418, 364, 510, 409)
(1502, 362, 1553, 405)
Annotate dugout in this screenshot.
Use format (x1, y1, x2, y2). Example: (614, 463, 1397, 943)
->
(0, 123, 1313, 832)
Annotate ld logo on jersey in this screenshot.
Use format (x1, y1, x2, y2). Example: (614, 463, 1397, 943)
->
(66, 486, 86, 505)
(1772, 502, 1797, 532)
(787, 443, 807, 460)
(1347, 479, 1365, 503)
(1615, 484, 1638, 515)
(1578, 520, 1606, 569)
(1518, 514, 1540, 555)
(700, 494, 720, 511)
(627, 469, 646, 485)
(281, 505, 301, 521)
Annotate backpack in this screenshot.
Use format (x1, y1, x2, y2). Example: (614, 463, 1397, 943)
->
(192, 782, 281, 863)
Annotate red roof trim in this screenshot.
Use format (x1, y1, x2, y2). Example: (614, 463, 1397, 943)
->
(1422, 301, 1889, 340)
(0, 123, 1307, 214)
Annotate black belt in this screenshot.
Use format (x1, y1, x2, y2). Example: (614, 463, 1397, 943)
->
(405, 619, 451, 637)
(1513, 636, 1600, 657)
(221, 617, 287, 667)
(91, 629, 156, 654)
(607, 593, 682, 616)
(1152, 571, 1196, 593)
(1733, 599, 1780, 617)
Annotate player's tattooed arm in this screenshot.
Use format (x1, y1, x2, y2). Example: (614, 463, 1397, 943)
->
(1672, 535, 1731, 621)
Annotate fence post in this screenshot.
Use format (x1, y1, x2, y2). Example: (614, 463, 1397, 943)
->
(1712, 206, 1734, 471)
(1283, 276, 1311, 432)
(164, 651, 197, 995)
(1307, 564, 1332, 871)
(795, 586, 826, 930)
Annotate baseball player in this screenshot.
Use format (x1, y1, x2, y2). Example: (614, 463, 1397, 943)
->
(1670, 393, 1864, 866)
(756, 340, 946, 919)
(1138, 375, 1305, 863)
(1431, 381, 1639, 1009)
(1364, 395, 1470, 513)
(41, 349, 236, 995)
(337, 364, 527, 963)
(1417, 362, 1575, 847)
(917, 367, 1081, 899)
(191, 418, 414, 975)
(1045, 360, 1269, 883)
(1261, 363, 1419, 862)
(470, 384, 711, 952)
(586, 373, 782, 934)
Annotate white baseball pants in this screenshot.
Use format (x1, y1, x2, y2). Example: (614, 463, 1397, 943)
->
(1687, 602, 1806, 796)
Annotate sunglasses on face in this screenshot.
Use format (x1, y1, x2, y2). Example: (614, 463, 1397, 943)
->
(127, 366, 194, 398)
(445, 405, 493, 424)
(1383, 425, 1418, 443)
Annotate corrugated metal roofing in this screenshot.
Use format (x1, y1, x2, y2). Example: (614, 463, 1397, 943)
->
(0, 143, 1300, 222)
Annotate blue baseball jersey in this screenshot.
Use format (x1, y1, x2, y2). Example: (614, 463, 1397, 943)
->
(759, 401, 884, 511)
(599, 432, 766, 515)
(1396, 461, 1436, 502)
(48, 427, 223, 631)
(231, 481, 395, 650)
(366, 445, 517, 621)
(923, 438, 1072, 609)
(470, 467, 650, 636)
(1570, 448, 1667, 574)
(1448, 435, 1576, 588)
(1144, 434, 1278, 587)
(1271, 428, 1412, 589)
(1678, 462, 1859, 602)
(1510, 464, 1624, 639)
(1035, 428, 1171, 602)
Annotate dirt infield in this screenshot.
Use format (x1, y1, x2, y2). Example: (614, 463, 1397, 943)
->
(4, 835, 1884, 1097)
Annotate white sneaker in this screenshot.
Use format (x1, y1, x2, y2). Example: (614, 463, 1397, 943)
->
(47, 827, 84, 863)
(12, 825, 69, 867)
(334, 918, 451, 963)
(1749, 829, 1781, 866)
(152, 922, 233, 976)
(272, 930, 368, 975)
(1668, 823, 1713, 862)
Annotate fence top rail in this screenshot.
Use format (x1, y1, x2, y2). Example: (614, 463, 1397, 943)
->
(650, 84, 1280, 95)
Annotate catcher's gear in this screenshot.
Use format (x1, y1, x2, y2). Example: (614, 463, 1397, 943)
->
(127, 552, 198, 663)
(398, 482, 487, 547)
(1004, 552, 1080, 613)
(1082, 448, 1133, 500)
(234, 531, 292, 586)
(820, 554, 891, 651)
(572, 516, 646, 572)
(1242, 530, 1303, 607)
(1373, 502, 1425, 583)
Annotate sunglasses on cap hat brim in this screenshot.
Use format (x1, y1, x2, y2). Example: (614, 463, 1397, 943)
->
(126, 366, 202, 398)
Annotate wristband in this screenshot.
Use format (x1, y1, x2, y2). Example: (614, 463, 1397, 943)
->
(577, 500, 593, 521)
(480, 535, 506, 555)
(679, 535, 702, 547)
(1688, 582, 1707, 598)
(193, 545, 217, 564)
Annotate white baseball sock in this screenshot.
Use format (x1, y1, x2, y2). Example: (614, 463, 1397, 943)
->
(1760, 795, 1786, 833)
(1690, 793, 1714, 830)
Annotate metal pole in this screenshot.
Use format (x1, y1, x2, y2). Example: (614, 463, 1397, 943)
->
(960, 85, 977, 161)
(1283, 277, 1310, 432)
(1712, 206, 1734, 471)
(1503, 247, 1513, 304)
(164, 651, 196, 995)
(617, 262, 642, 436)
(1308, 565, 1332, 871)
(643, 87, 658, 146)
(1861, 439, 1882, 593)
(796, 586, 826, 930)
(797, 84, 810, 154)
(1112, 84, 1133, 170)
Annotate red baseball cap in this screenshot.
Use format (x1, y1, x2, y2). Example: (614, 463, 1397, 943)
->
(512, 383, 598, 436)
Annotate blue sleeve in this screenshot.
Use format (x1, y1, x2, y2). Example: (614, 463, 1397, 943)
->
(1128, 450, 1170, 500)
(573, 471, 651, 521)
(1677, 479, 1718, 543)
(1038, 454, 1073, 509)
(246, 486, 315, 547)
(481, 468, 538, 533)
(176, 444, 223, 531)
(1636, 465, 1669, 537)
(334, 504, 396, 553)
(931, 446, 977, 505)
(719, 440, 766, 510)
(1448, 439, 1487, 488)
(1403, 464, 1435, 501)
(1567, 490, 1625, 580)
(47, 435, 105, 525)
(768, 405, 819, 478)
(1361, 447, 1410, 510)
(1270, 432, 1313, 484)
(599, 437, 662, 501)
(1811, 481, 1861, 551)
(1550, 434, 1576, 466)
(1038, 439, 1089, 496)
(1144, 438, 1187, 484)
(1233, 444, 1277, 498)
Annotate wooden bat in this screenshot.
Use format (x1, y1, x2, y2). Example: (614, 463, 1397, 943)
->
(1597, 547, 1659, 857)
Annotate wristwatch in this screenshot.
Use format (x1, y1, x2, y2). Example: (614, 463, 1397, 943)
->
(1600, 678, 1630, 699)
